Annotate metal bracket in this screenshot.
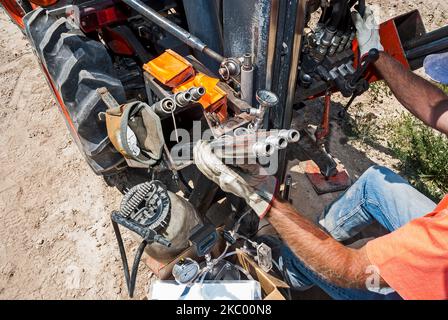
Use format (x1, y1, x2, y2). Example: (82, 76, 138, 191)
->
(256, 243, 273, 273)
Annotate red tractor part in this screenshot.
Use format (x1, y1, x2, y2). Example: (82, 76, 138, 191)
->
(0, 0, 55, 29)
(0, 0, 28, 28)
(74, 0, 128, 34)
(363, 10, 447, 83)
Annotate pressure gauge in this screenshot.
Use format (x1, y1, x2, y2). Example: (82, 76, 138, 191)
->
(126, 126, 141, 157)
(172, 258, 200, 284)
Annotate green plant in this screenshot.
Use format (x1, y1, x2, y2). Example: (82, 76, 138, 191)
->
(343, 81, 392, 143)
(344, 107, 378, 143)
(369, 81, 392, 100)
(387, 113, 448, 202)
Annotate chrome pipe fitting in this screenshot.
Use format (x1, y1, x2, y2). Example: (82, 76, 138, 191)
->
(252, 141, 275, 157)
(278, 129, 301, 143)
(266, 135, 288, 150)
(152, 97, 176, 115)
(188, 86, 206, 102)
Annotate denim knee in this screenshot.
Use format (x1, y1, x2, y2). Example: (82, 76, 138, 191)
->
(318, 165, 399, 240)
(360, 165, 405, 189)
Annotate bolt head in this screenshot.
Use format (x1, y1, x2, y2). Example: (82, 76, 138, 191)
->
(219, 67, 229, 80)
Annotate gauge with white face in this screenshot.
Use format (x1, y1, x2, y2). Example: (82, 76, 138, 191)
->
(172, 258, 200, 284)
(126, 126, 141, 157)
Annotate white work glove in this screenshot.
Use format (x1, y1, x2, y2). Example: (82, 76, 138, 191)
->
(351, 7, 384, 58)
(193, 140, 278, 219)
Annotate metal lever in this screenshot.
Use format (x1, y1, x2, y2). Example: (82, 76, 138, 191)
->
(350, 48, 380, 87)
(339, 48, 380, 117)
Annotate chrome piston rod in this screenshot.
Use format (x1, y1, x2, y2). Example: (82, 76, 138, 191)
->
(122, 0, 225, 63)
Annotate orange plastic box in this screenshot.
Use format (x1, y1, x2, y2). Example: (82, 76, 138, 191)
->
(143, 49, 195, 88)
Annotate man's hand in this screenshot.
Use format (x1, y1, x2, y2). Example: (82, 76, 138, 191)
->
(352, 7, 384, 58)
(352, 6, 448, 135)
(193, 140, 278, 219)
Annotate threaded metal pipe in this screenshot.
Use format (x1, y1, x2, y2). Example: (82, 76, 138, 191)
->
(188, 86, 206, 102)
(152, 97, 176, 115)
(174, 91, 192, 107)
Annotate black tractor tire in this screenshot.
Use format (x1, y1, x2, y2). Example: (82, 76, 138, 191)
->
(17, 1, 33, 13)
(23, 8, 127, 175)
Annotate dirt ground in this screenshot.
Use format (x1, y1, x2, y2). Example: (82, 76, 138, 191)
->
(0, 9, 152, 299)
(0, 1, 446, 299)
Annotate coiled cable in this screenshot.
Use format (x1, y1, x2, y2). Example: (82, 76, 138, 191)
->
(120, 182, 153, 217)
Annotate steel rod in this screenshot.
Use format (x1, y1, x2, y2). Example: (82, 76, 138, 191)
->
(403, 26, 448, 50)
(406, 37, 448, 60)
(266, 0, 280, 90)
(122, 0, 225, 63)
(283, 0, 307, 129)
(277, 0, 307, 183)
(408, 49, 447, 70)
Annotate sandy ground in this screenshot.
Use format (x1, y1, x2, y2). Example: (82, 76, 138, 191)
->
(0, 9, 152, 299)
(0, 1, 446, 299)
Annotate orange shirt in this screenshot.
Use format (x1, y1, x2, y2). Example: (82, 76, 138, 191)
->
(366, 195, 448, 300)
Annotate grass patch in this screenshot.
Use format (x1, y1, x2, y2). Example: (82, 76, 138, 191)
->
(344, 83, 448, 202)
(343, 105, 378, 143)
(387, 113, 448, 202)
(369, 81, 393, 101)
(343, 81, 392, 143)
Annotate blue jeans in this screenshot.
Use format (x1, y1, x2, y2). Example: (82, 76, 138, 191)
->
(266, 165, 437, 300)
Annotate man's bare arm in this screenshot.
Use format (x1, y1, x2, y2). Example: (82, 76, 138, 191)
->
(267, 198, 387, 289)
(374, 52, 448, 135)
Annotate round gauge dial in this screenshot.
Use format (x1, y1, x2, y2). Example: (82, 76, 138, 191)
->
(126, 126, 141, 157)
(172, 258, 200, 284)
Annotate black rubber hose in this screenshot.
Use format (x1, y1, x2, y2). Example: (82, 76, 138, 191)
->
(328, 0, 346, 31)
(348, 0, 358, 8)
(111, 220, 131, 294)
(344, 0, 365, 31)
(111, 219, 148, 298)
(17, 0, 33, 13)
(178, 171, 193, 196)
(357, 0, 366, 17)
(339, 4, 353, 32)
(319, 5, 333, 24)
(129, 240, 148, 297)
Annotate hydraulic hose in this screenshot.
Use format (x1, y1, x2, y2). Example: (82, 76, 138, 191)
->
(112, 219, 148, 298)
(178, 171, 193, 197)
(357, 0, 366, 18)
(234, 264, 254, 280)
(328, 0, 347, 31)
